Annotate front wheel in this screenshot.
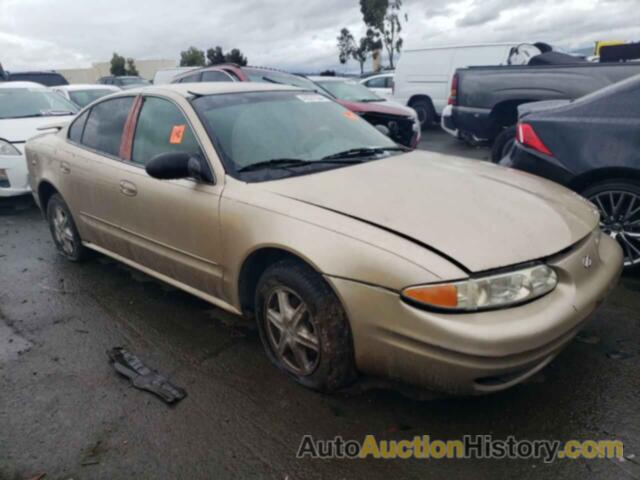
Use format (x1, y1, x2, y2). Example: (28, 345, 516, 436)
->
(255, 260, 357, 391)
(582, 180, 640, 269)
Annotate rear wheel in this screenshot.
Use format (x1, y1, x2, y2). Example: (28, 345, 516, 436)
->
(582, 180, 640, 269)
(255, 260, 357, 391)
(491, 125, 517, 163)
(46, 193, 89, 262)
(409, 98, 436, 129)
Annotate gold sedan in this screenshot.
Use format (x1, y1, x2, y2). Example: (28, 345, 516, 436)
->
(25, 83, 623, 394)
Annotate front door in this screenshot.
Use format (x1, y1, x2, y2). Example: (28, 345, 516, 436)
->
(113, 95, 225, 298)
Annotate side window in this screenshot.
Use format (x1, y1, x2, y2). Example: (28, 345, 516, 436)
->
(179, 72, 202, 83)
(202, 70, 231, 82)
(131, 97, 201, 166)
(384, 77, 393, 88)
(366, 77, 386, 88)
(68, 110, 89, 143)
(82, 97, 134, 157)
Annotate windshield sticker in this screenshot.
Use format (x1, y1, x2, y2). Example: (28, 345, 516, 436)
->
(343, 110, 358, 120)
(296, 94, 330, 103)
(169, 125, 186, 144)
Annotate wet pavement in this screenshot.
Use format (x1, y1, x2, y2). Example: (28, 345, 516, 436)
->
(1, 130, 639, 480)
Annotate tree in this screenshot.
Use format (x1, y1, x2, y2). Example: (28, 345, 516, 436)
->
(180, 46, 206, 67)
(337, 28, 357, 65)
(110, 53, 126, 76)
(224, 48, 248, 66)
(126, 58, 139, 76)
(359, 0, 406, 69)
(206, 46, 226, 65)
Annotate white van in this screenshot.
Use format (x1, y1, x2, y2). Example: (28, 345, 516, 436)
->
(392, 43, 521, 127)
(153, 67, 198, 85)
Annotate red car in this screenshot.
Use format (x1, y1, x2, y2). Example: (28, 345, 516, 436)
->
(172, 65, 420, 148)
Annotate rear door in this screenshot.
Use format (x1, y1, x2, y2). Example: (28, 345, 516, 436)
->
(113, 94, 225, 298)
(61, 95, 137, 255)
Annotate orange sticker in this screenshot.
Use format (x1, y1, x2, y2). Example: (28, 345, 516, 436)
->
(169, 125, 186, 144)
(343, 110, 358, 121)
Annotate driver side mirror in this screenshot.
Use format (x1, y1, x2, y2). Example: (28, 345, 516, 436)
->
(146, 152, 214, 184)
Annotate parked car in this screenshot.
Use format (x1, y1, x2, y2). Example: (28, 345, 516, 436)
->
(309, 76, 420, 148)
(97, 75, 151, 89)
(173, 65, 419, 148)
(25, 82, 622, 394)
(444, 50, 640, 161)
(153, 67, 198, 85)
(501, 75, 640, 269)
(5, 70, 69, 87)
(360, 72, 394, 99)
(52, 84, 120, 108)
(393, 43, 523, 128)
(0, 82, 78, 197)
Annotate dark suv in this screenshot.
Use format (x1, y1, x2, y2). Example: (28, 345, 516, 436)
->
(6, 71, 68, 86)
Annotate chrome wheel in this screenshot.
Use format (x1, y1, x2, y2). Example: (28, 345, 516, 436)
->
(52, 205, 76, 256)
(264, 287, 320, 376)
(589, 190, 640, 267)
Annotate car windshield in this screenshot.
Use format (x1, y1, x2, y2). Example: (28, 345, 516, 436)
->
(0, 88, 79, 119)
(243, 68, 319, 91)
(192, 91, 400, 182)
(68, 89, 115, 107)
(315, 80, 382, 102)
(119, 77, 149, 85)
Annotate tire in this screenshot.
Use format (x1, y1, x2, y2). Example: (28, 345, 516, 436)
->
(409, 98, 436, 129)
(491, 125, 517, 163)
(46, 193, 89, 262)
(255, 259, 357, 391)
(581, 180, 640, 270)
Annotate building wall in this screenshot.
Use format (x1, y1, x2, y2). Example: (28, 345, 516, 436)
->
(57, 59, 176, 84)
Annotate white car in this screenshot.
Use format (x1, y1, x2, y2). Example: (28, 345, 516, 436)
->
(0, 82, 78, 197)
(360, 72, 394, 99)
(52, 84, 120, 108)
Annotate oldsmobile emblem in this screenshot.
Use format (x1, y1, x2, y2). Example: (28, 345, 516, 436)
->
(583, 255, 593, 269)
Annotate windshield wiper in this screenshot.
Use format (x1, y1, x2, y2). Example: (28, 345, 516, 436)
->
(43, 110, 75, 116)
(321, 146, 408, 160)
(237, 157, 365, 173)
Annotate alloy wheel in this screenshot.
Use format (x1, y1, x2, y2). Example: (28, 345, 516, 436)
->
(52, 205, 76, 256)
(264, 287, 320, 376)
(589, 190, 640, 267)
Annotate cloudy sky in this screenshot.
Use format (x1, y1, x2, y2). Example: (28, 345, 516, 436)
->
(0, 0, 637, 73)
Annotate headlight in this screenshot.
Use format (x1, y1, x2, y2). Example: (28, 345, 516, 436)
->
(402, 264, 558, 312)
(0, 139, 21, 156)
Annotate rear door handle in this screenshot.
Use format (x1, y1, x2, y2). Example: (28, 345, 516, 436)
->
(60, 161, 71, 174)
(119, 180, 138, 197)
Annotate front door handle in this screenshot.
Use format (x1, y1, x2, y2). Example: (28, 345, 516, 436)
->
(60, 161, 71, 174)
(119, 180, 138, 197)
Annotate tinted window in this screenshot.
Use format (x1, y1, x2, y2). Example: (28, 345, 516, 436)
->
(132, 97, 201, 166)
(365, 77, 387, 88)
(82, 97, 134, 157)
(202, 70, 232, 82)
(178, 73, 202, 83)
(68, 110, 89, 143)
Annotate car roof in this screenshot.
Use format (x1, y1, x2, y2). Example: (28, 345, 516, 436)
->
(0, 81, 47, 89)
(54, 84, 120, 91)
(121, 82, 305, 97)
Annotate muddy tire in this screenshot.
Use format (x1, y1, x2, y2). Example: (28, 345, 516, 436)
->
(46, 193, 89, 262)
(491, 125, 517, 163)
(255, 260, 357, 391)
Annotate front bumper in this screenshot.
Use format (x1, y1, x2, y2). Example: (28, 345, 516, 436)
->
(327, 231, 623, 395)
(0, 153, 31, 197)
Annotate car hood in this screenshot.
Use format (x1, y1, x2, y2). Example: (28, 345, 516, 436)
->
(262, 151, 598, 272)
(338, 98, 416, 118)
(0, 116, 71, 144)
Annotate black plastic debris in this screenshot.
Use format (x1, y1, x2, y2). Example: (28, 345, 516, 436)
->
(107, 347, 187, 404)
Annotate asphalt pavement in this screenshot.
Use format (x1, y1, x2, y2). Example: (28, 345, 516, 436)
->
(0, 129, 638, 480)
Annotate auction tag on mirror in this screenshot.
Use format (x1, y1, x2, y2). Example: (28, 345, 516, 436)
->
(169, 125, 186, 144)
(296, 94, 330, 103)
